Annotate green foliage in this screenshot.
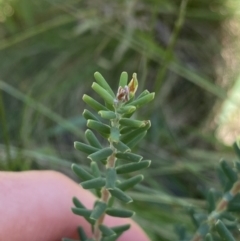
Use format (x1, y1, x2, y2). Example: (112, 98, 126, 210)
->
(0, 1, 239, 241)
(65, 72, 154, 241)
(179, 141, 240, 241)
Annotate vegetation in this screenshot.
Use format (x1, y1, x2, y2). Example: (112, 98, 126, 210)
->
(0, 0, 240, 240)
(63, 72, 154, 241)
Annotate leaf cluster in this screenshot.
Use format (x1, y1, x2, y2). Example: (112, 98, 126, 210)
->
(175, 141, 240, 241)
(63, 72, 154, 241)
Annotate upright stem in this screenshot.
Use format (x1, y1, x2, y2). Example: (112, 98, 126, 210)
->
(93, 102, 121, 241)
(94, 188, 111, 240)
(190, 181, 240, 241)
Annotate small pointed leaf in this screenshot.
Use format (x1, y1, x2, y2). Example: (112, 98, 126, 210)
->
(204, 233, 213, 241)
(82, 94, 108, 111)
(77, 227, 88, 241)
(116, 152, 142, 162)
(90, 161, 100, 177)
(99, 224, 116, 237)
(92, 82, 114, 105)
(119, 126, 136, 135)
(72, 164, 94, 181)
(109, 188, 133, 203)
(108, 196, 115, 207)
(94, 72, 115, 97)
(90, 201, 107, 220)
(119, 72, 128, 87)
(72, 207, 92, 218)
(111, 224, 131, 234)
(83, 109, 100, 122)
(126, 131, 147, 149)
(116, 160, 151, 174)
(88, 147, 113, 162)
(81, 177, 106, 189)
(117, 105, 136, 115)
(112, 141, 131, 153)
(117, 175, 144, 191)
(74, 141, 99, 155)
(126, 92, 155, 109)
(106, 208, 134, 218)
(72, 197, 85, 208)
(72, 198, 94, 225)
(233, 141, 240, 161)
(87, 120, 111, 135)
(137, 90, 150, 99)
(120, 121, 150, 143)
(106, 168, 117, 190)
(207, 188, 216, 213)
(109, 127, 120, 143)
(85, 129, 102, 149)
(119, 118, 147, 128)
(220, 159, 238, 183)
(98, 111, 116, 119)
(215, 220, 235, 241)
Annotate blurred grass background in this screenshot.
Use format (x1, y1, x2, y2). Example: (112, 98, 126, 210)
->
(0, 0, 240, 240)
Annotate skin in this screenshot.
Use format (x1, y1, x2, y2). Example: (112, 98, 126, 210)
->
(0, 171, 150, 241)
